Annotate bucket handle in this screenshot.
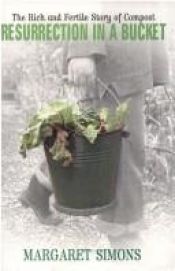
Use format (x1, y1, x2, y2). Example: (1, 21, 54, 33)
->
(61, 75, 130, 137)
(61, 74, 120, 106)
(96, 77, 120, 106)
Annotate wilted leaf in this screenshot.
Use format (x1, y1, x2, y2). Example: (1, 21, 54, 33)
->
(19, 99, 129, 164)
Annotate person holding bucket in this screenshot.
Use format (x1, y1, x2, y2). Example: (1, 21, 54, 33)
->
(19, 39, 169, 242)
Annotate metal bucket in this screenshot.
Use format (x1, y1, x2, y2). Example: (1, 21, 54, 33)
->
(44, 130, 123, 215)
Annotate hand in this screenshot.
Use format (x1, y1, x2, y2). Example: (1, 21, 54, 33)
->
(68, 57, 96, 87)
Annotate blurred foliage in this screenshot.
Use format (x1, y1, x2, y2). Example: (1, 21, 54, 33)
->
(144, 86, 175, 201)
(2, 42, 66, 117)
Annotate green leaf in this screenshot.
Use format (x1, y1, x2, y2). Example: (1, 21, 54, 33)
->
(19, 122, 42, 157)
(81, 124, 99, 144)
(104, 102, 129, 132)
(99, 107, 109, 122)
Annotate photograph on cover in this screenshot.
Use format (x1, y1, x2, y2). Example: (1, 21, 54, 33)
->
(1, 1, 175, 271)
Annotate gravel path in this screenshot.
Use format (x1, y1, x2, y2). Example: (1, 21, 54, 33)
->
(2, 101, 175, 271)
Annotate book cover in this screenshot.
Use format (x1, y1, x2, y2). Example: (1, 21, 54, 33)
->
(1, 1, 175, 271)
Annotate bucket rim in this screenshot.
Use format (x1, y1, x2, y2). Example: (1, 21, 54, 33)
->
(43, 128, 123, 150)
(72, 128, 122, 139)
